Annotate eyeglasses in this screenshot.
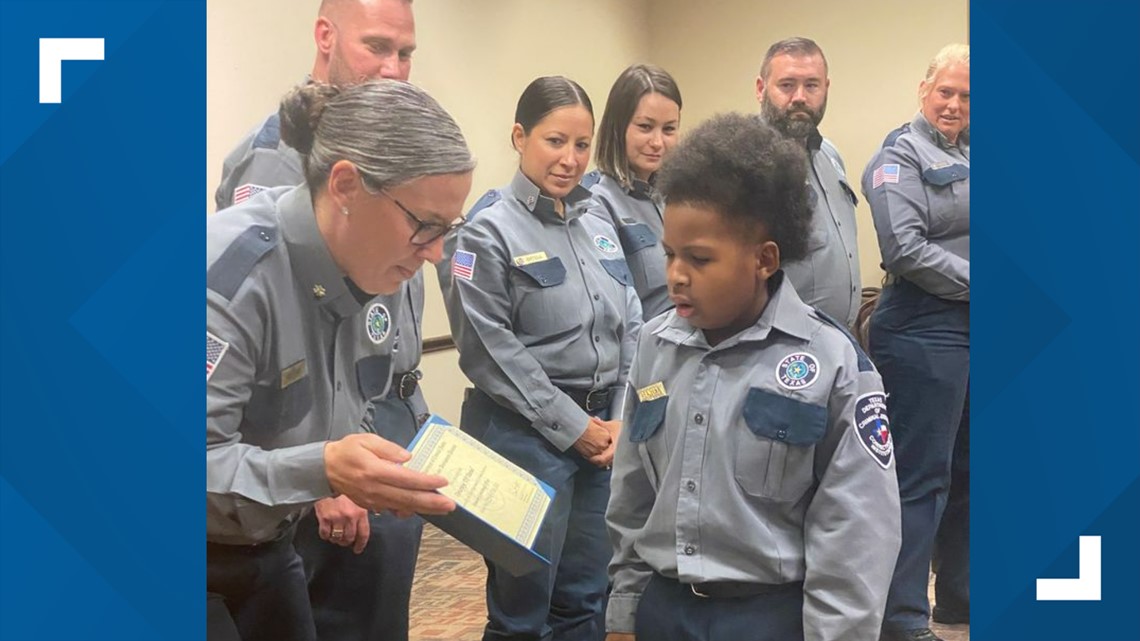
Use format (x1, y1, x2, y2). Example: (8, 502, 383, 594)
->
(378, 190, 465, 246)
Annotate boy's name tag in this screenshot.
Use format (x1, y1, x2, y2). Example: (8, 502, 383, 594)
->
(637, 382, 667, 402)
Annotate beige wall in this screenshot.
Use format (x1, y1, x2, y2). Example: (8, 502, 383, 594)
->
(649, 0, 968, 285)
(207, 0, 966, 425)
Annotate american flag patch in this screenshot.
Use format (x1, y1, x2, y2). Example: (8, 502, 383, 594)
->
(233, 183, 267, 204)
(871, 164, 900, 189)
(452, 250, 476, 280)
(207, 331, 230, 381)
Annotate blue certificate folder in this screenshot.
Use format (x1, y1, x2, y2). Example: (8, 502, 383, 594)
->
(405, 415, 553, 576)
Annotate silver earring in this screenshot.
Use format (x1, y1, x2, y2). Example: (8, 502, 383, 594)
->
(341, 206, 350, 216)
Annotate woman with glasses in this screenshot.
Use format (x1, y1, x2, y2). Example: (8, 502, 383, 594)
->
(439, 76, 643, 641)
(206, 80, 472, 641)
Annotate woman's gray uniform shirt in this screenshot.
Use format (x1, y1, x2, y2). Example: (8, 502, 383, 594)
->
(605, 274, 901, 640)
(207, 186, 398, 545)
(862, 113, 970, 301)
(438, 171, 643, 450)
(583, 170, 671, 320)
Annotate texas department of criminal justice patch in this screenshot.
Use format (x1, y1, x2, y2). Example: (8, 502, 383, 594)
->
(593, 234, 619, 253)
(366, 303, 391, 345)
(855, 392, 893, 469)
(775, 352, 819, 390)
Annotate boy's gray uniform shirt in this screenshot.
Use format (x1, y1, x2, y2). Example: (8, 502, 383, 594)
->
(605, 275, 901, 640)
(439, 171, 643, 451)
(207, 186, 398, 545)
(215, 111, 429, 422)
(862, 113, 970, 301)
(585, 170, 671, 320)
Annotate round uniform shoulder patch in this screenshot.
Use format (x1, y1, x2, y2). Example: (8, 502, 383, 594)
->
(855, 392, 893, 469)
(775, 352, 820, 390)
(594, 234, 619, 253)
(366, 303, 391, 345)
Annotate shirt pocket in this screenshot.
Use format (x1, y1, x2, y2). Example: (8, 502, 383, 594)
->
(628, 394, 668, 488)
(243, 375, 314, 441)
(629, 394, 667, 442)
(510, 256, 580, 336)
(734, 387, 827, 501)
(838, 177, 859, 207)
(599, 257, 634, 288)
(920, 164, 970, 232)
(617, 224, 666, 298)
(355, 354, 392, 400)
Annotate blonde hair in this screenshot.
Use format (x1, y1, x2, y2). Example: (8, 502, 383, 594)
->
(920, 44, 970, 99)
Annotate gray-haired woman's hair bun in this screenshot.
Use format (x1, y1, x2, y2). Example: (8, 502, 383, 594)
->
(279, 82, 342, 157)
(276, 79, 476, 193)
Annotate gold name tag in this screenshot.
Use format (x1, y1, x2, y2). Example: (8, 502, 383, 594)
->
(637, 382, 667, 402)
(512, 251, 549, 266)
(281, 359, 307, 389)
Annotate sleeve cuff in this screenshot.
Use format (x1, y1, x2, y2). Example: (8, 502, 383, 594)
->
(266, 441, 334, 504)
(605, 593, 641, 634)
(534, 393, 589, 451)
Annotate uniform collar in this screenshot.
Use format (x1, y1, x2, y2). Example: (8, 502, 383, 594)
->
(279, 185, 366, 319)
(625, 175, 656, 201)
(804, 127, 824, 152)
(653, 271, 815, 349)
(509, 170, 594, 223)
(912, 112, 969, 150)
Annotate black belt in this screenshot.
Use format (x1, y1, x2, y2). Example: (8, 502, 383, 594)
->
(559, 386, 616, 413)
(687, 580, 803, 599)
(390, 369, 422, 400)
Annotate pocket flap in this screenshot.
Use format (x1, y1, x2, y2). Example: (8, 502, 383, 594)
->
(356, 354, 393, 399)
(514, 256, 566, 287)
(921, 164, 969, 186)
(600, 258, 633, 287)
(839, 178, 859, 206)
(742, 388, 826, 446)
(629, 394, 668, 442)
(617, 223, 658, 254)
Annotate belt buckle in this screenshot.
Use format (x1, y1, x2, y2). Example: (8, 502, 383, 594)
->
(690, 583, 710, 599)
(585, 388, 608, 412)
(397, 370, 422, 400)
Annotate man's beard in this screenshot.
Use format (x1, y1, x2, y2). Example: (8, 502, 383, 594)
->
(761, 94, 827, 140)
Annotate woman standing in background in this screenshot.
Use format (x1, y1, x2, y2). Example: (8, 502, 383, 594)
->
(862, 44, 970, 641)
(584, 64, 682, 320)
(439, 76, 642, 641)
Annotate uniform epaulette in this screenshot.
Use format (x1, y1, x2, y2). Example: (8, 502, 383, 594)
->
(252, 113, 282, 150)
(580, 169, 602, 190)
(465, 189, 501, 221)
(881, 123, 911, 149)
(813, 308, 875, 373)
(208, 225, 278, 300)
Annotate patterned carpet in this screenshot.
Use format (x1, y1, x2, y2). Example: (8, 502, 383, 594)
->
(407, 524, 969, 641)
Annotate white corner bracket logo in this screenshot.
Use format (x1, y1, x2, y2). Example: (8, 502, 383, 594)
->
(39, 38, 105, 104)
(1036, 535, 1101, 601)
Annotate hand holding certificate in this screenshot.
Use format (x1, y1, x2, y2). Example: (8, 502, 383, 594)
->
(404, 415, 553, 575)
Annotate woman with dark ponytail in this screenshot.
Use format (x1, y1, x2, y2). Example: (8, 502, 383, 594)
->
(206, 80, 474, 641)
(439, 76, 643, 641)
